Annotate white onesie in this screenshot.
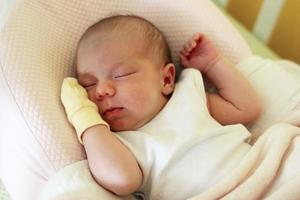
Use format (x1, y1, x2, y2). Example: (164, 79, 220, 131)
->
(114, 68, 252, 200)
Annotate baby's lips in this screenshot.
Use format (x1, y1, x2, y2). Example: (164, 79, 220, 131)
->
(103, 107, 123, 117)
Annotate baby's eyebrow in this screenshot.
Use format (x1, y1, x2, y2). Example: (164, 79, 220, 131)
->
(78, 72, 91, 76)
(77, 72, 90, 78)
(111, 61, 128, 68)
(112, 59, 140, 68)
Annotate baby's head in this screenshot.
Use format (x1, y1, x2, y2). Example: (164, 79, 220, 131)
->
(76, 15, 176, 131)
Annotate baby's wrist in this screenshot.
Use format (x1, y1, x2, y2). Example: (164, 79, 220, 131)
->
(71, 106, 109, 144)
(202, 56, 222, 74)
(81, 124, 110, 145)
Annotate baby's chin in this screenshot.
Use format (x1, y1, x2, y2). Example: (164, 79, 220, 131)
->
(111, 127, 130, 132)
(110, 124, 135, 132)
(109, 119, 145, 132)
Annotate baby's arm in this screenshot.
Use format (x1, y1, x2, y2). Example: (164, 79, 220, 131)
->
(61, 78, 142, 196)
(180, 33, 261, 125)
(82, 125, 142, 196)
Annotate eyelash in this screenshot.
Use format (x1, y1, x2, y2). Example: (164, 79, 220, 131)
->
(84, 83, 96, 89)
(114, 71, 136, 79)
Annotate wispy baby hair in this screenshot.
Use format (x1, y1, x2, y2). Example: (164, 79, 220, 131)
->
(77, 14, 172, 67)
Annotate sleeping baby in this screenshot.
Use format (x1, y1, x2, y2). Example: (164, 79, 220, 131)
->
(61, 15, 261, 199)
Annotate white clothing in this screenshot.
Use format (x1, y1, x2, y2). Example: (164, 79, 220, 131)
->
(114, 69, 252, 200)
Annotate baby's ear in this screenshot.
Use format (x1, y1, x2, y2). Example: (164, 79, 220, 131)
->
(161, 63, 176, 96)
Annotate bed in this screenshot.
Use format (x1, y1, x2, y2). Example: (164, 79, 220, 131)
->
(0, 1, 299, 200)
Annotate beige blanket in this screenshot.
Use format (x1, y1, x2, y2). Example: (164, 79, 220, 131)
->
(189, 123, 300, 200)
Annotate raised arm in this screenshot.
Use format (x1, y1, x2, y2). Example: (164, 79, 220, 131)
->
(61, 78, 143, 196)
(180, 33, 261, 125)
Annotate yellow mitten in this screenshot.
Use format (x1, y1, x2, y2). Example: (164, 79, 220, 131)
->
(61, 78, 109, 144)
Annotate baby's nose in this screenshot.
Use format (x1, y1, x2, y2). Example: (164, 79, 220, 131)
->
(95, 82, 115, 99)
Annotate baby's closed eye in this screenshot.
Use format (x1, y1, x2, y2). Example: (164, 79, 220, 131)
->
(78, 75, 97, 89)
(113, 71, 137, 79)
(83, 83, 96, 89)
(81, 82, 96, 89)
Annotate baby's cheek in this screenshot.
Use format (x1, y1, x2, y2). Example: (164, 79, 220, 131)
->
(132, 92, 150, 106)
(86, 89, 95, 100)
(86, 90, 100, 107)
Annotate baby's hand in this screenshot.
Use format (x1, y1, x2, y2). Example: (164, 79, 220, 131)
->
(179, 33, 220, 74)
(61, 78, 109, 144)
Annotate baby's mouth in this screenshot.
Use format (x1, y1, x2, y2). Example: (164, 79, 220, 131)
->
(103, 107, 124, 117)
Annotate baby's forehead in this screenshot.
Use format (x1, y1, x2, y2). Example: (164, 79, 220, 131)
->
(78, 34, 149, 62)
(78, 24, 147, 55)
(77, 36, 152, 68)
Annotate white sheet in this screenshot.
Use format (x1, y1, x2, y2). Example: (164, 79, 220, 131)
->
(0, 179, 11, 200)
(237, 56, 300, 142)
(39, 160, 136, 200)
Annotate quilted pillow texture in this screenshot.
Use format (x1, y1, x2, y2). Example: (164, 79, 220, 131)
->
(0, 0, 251, 199)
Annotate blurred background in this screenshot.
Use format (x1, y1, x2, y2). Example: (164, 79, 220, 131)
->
(213, 0, 300, 64)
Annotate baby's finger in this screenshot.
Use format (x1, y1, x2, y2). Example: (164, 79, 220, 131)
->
(189, 40, 197, 50)
(187, 40, 192, 51)
(180, 49, 187, 56)
(193, 33, 202, 41)
(179, 52, 186, 59)
(184, 43, 192, 54)
(179, 54, 189, 67)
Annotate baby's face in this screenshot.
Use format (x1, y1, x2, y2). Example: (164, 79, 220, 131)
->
(77, 38, 173, 131)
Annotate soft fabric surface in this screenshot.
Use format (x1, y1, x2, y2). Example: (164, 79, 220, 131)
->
(39, 58, 300, 200)
(189, 124, 300, 200)
(39, 124, 300, 200)
(0, 0, 252, 199)
(0, 180, 11, 200)
(237, 56, 300, 142)
(39, 160, 136, 200)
